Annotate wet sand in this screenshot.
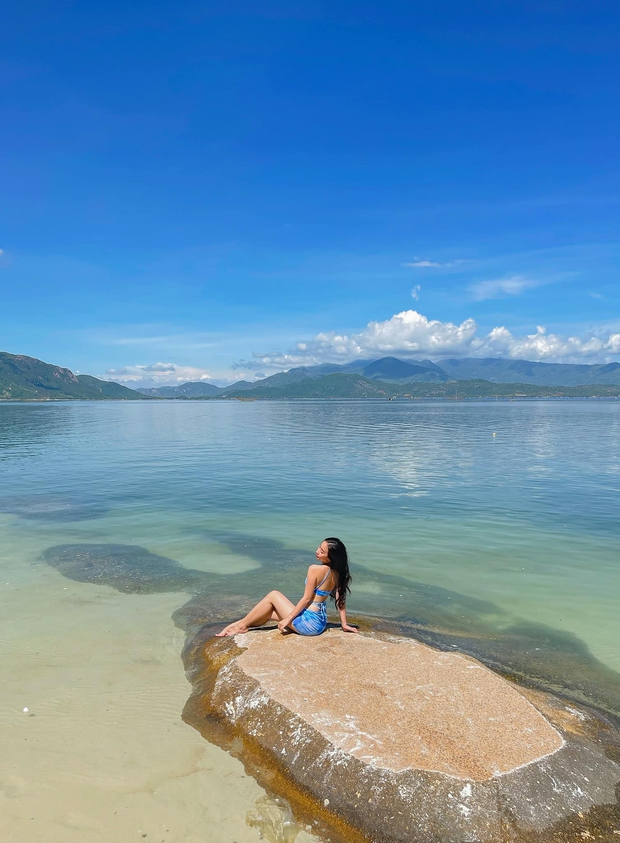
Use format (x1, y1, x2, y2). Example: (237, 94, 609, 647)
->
(0, 560, 268, 843)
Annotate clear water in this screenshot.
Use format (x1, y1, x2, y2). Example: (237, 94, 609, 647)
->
(1, 399, 619, 689)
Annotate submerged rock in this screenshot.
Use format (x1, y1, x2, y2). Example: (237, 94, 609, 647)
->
(183, 628, 620, 843)
(42, 543, 206, 594)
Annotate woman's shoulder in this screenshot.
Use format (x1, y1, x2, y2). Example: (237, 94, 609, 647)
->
(306, 563, 324, 578)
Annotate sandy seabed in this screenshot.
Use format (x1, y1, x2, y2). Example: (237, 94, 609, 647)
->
(0, 557, 270, 843)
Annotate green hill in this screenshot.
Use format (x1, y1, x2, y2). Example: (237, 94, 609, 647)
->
(362, 357, 448, 382)
(222, 372, 620, 400)
(0, 352, 148, 400)
(225, 373, 397, 399)
(75, 374, 149, 399)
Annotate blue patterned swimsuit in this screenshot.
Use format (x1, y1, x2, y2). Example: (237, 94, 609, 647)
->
(291, 570, 332, 636)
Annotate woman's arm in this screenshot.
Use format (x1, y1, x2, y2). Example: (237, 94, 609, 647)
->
(277, 566, 318, 632)
(336, 590, 358, 633)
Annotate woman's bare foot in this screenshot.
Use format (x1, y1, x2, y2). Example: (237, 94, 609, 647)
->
(215, 621, 249, 637)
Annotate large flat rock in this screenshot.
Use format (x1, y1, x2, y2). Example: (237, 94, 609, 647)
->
(184, 628, 620, 843)
(235, 631, 563, 780)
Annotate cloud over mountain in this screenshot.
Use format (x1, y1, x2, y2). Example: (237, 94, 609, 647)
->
(244, 310, 620, 370)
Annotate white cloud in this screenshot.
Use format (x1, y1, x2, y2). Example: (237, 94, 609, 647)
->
(142, 362, 176, 372)
(468, 275, 542, 301)
(405, 260, 443, 268)
(404, 257, 467, 268)
(474, 324, 620, 362)
(231, 359, 278, 372)
(248, 311, 478, 369)
(411, 285, 421, 300)
(105, 367, 131, 376)
(244, 310, 620, 369)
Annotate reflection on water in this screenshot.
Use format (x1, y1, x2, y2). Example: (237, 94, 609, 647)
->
(2, 400, 620, 713)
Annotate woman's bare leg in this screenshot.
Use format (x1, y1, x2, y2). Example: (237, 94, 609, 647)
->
(215, 591, 296, 636)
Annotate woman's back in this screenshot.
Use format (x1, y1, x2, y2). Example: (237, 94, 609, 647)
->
(306, 564, 336, 603)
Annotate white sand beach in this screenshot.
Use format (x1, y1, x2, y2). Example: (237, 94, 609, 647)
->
(0, 551, 270, 843)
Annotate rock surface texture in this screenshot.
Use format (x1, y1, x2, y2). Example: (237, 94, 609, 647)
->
(183, 628, 620, 843)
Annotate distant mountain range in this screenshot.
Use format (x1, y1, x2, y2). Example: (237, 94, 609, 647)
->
(0, 352, 148, 400)
(137, 380, 255, 398)
(138, 355, 620, 397)
(436, 357, 620, 386)
(2, 350, 620, 401)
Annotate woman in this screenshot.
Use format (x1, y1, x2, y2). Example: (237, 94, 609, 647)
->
(216, 537, 358, 637)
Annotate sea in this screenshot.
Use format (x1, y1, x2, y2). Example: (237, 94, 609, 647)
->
(1, 399, 619, 842)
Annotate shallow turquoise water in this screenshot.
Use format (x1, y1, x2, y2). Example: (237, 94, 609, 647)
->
(1, 400, 619, 696)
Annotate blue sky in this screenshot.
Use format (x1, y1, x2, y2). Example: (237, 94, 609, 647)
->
(2, 0, 619, 386)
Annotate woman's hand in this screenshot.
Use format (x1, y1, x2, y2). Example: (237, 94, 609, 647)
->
(341, 623, 359, 633)
(278, 619, 291, 634)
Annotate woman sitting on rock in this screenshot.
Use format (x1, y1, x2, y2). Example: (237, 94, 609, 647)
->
(216, 537, 358, 637)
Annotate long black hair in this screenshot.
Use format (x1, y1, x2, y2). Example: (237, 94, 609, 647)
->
(324, 537, 351, 609)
